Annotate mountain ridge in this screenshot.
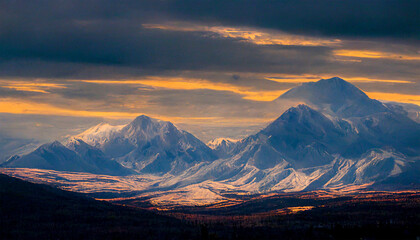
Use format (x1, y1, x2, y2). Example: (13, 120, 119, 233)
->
(75, 115, 218, 175)
(2, 77, 419, 194)
(1, 139, 134, 176)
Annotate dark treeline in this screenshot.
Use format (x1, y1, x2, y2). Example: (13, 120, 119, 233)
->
(189, 200, 420, 240)
(1, 174, 419, 240)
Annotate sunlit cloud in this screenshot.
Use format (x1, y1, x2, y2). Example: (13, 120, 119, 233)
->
(78, 77, 288, 101)
(208, 27, 341, 46)
(0, 98, 138, 118)
(366, 92, 420, 105)
(0, 98, 278, 132)
(143, 23, 341, 46)
(265, 75, 414, 84)
(343, 77, 414, 84)
(0, 98, 225, 122)
(0, 80, 67, 93)
(333, 50, 420, 61)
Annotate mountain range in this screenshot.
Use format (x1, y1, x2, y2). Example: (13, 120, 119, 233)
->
(1, 140, 134, 176)
(2, 77, 419, 193)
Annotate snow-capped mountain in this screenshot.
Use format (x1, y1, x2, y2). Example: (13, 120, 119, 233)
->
(75, 122, 125, 148)
(207, 138, 238, 158)
(74, 115, 218, 175)
(66, 138, 135, 176)
(277, 77, 389, 117)
(1, 140, 133, 176)
(0, 133, 39, 163)
(382, 101, 420, 123)
(230, 104, 348, 169)
(161, 108, 414, 190)
(1, 77, 418, 194)
(159, 78, 420, 192)
(275, 77, 420, 156)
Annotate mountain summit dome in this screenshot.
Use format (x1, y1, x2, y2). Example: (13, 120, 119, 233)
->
(277, 77, 388, 117)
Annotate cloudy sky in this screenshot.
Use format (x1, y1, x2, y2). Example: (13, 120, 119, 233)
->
(0, 0, 419, 144)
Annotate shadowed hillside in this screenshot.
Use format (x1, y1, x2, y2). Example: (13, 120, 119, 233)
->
(0, 174, 198, 240)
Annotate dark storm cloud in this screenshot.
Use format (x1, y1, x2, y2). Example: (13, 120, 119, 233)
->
(0, 13, 331, 75)
(0, 0, 417, 86)
(1, 0, 271, 71)
(1, 0, 417, 78)
(4, 0, 417, 40)
(163, 0, 420, 40)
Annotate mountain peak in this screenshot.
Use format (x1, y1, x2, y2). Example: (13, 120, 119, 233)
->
(132, 114, 152, 122)
(76, 122, 124, 138)
(34, 141, 70, 155)
(280, 77, 366, 100)
(82, 122, 115, 132)
(129, 115, 163, 128)
(319, 76, 346, 84)
(66, 137, 83, 144)
(75, 123, 124, 147)
(45, 141, 64, 149)
(66, 138, 93, 151)
(263, 104, 335, 136)
(291, 104, 313, 112)
(121, 115, 180, 146)
(276, 104, 323, 122)
(313, 77, 365, 95)
(278, 77, 387, 117)
(207, 138, 238, 149)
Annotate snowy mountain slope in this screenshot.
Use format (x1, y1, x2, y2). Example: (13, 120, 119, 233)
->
(1, 141, 89, 172)
(347, 111, 420, 156)
(2, 77, 418, 195)
(75, 123, 125, 148)
(0, 134, 39, 163)
(1, 140, 133, 176)
(382, 101, 420, 123)
(66, 138, 135, 176)
(304, 149, 410, 190)
(158, 147, 414, 193)
(74, 115, 218, 175)
(277, 77, 389, 117)
(154, 78, 420, 192)
(230, 105, 350, 169)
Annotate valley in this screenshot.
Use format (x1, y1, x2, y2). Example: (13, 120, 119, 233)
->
(1, 172, 419, 240)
